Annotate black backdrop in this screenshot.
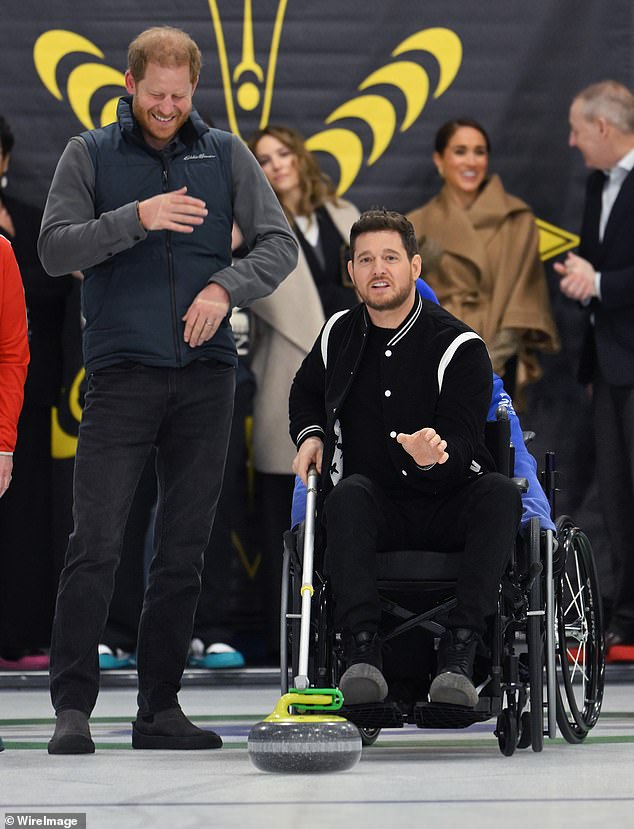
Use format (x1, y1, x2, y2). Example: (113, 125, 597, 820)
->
(1, 1, 633, 645)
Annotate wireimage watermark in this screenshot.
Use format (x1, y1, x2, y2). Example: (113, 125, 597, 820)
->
(5, 815, 85, 828)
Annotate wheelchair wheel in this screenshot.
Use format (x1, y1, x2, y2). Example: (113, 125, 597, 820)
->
(554, 516, 605, 743)
(516, 711, 532, 749)
(496, 709, 517, 757)
(526, 518, 544, 752)
(358, 726, 381, 747)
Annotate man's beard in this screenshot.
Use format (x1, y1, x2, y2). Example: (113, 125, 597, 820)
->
(363, 282, 413, 312)
(133, 100, 190, 147)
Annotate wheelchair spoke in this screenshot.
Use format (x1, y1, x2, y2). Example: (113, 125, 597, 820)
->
(563, 570, 585, 620)
(566, 643, 588, 690)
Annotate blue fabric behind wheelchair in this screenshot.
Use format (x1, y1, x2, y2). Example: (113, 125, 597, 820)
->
(290, 279, 556, 532)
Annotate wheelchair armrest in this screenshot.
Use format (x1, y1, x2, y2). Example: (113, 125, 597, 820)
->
(512, 476, 529, 493)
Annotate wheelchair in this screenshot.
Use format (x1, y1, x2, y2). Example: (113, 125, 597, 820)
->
(279, 412, 605, 756)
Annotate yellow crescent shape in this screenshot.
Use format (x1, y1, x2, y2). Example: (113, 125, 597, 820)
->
(99, 96, 121, 128)
(50, 407, 78, 459)
(359, 61, 430, 132)
(67, 63, 126, 130)
(326, 95, 396, 166)
(68, 367, 85, 425)
(392, 27, 462, 98)
(305, 128, 364, 196)
(34, 30, 105, 101)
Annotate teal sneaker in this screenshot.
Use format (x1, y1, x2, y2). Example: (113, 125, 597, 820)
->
(98, 644, 136, 670)
(187, 639, 245, 669)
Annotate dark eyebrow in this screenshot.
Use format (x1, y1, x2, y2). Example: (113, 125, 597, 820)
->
(355, 247, 402, 259)
(451, 143, 487, 151)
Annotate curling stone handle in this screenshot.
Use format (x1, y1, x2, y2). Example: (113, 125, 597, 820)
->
(296, 464, 319, 685)
(266, 692, 337, 721)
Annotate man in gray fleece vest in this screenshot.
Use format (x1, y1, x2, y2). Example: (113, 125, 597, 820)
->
(38, 25, 297, 754)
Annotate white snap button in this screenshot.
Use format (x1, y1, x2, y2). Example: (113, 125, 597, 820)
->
(401, 469, 408, 476)
(384, 390, 391, 397)
(385, 349, 392, 357)
(390, 431, 396, 438)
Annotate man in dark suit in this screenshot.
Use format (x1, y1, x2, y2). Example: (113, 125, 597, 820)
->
(555, 80, 634, 648)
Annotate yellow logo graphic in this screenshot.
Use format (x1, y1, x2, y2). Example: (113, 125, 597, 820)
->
(33, 17, 576, 263)
(33, 21, 462, 192)
(51, 367, 84, 459)
(536, 218, 579, 259)
(306, 27, 462, 195)
(207, 0, 288, 136)
(34, 30, 125, 130)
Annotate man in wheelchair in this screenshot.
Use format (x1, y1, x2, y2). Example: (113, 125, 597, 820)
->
(289, 209, 523, 709)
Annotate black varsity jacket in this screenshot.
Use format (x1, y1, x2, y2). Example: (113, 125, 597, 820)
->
(289, 293, 495, 498)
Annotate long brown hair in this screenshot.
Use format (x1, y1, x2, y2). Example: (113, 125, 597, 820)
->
(248, 124, 338, 220)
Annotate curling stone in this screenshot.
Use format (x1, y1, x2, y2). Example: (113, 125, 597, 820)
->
(248, 691, 362, 773)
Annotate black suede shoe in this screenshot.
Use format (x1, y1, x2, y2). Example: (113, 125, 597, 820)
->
(339, 631, 388, 705)
(429, 628, 480, 707)
(48, 709, 95, 755)
(132, 705, 222, 750)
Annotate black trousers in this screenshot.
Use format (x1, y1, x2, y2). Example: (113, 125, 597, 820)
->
(593, 371, 634, 634)
(256, 471, 295, 657)
(50, 361, 235, 716)
(322, 472, 522, 636)
(0, 403, 55, 655)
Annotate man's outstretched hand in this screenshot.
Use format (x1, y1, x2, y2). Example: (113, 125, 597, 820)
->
(397, 427, 448, 467)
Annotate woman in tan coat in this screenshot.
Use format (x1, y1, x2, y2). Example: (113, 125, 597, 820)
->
(248, 125, 359, 656)
(407, 118, 559, 400)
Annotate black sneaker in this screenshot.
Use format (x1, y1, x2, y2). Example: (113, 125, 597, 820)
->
(339, 631, 388, 705)
(429, 628, 480, 707)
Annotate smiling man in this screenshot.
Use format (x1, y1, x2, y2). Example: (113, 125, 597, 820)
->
(38, 26, 297, 755)
(289, 209, 521, 708)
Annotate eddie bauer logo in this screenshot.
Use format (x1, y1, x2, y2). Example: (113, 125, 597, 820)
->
(183, 153, 216, 160)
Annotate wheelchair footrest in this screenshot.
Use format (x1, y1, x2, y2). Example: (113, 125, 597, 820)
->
(414, 698, 495, 729)
(340, 701, 405, 729)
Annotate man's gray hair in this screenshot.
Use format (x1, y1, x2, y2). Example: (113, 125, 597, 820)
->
(575, 80, 634, 134)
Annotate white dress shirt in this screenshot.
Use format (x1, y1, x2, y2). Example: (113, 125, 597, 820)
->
(595, 147, 634, 299)
(600, 147, 634, 240)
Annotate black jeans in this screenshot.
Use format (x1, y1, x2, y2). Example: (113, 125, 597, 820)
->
(323, 472, 522, 636)
(49, 360, 235, 716)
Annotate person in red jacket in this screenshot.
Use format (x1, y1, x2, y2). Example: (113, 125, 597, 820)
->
(0, 233, 29, 751)
(0, 234, 29, 498)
